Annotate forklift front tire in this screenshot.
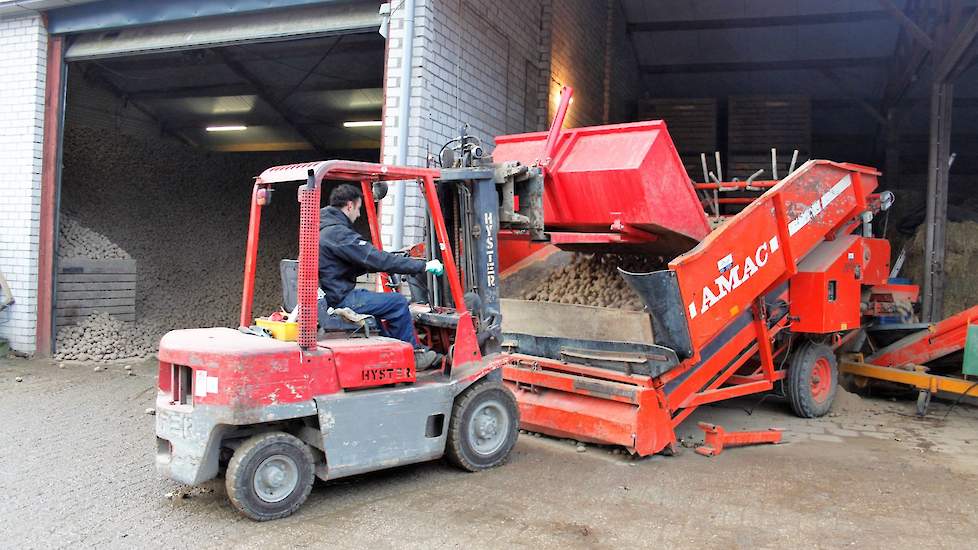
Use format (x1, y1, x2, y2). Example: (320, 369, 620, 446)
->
(226, 431, 315, 521)
(785, 342, 838, 418)
(446, 380, 519, 472)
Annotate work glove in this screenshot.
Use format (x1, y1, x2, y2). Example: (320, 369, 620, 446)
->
(425, 259, 445, 276)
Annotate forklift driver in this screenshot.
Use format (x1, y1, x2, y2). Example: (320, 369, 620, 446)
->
(319, 184, 445, 370)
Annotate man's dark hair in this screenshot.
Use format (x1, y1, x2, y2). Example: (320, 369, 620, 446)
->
(329, 184, 364, 208)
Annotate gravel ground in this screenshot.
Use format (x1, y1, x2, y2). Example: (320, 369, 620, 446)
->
(2, 356, 977, 549)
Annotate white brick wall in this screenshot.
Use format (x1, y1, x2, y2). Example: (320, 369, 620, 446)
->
(0, 14, 46, 353)
(549, 0, 607, 128)
(380, 0, 548, 249)
(379, 0, 641, 250)
(549, 0, 641, 126)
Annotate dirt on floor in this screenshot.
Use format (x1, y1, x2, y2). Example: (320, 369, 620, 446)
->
(1, 356, 977, 549)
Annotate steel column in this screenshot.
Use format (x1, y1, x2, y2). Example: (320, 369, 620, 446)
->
(36, 34, 65, 356)
(923, 8, 978, 321)
(884, 109, 901, 189)
(922, 81, 953, 321)
(391, 0, 417, 250)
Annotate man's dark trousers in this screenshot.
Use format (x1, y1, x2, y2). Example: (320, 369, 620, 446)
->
(338, 289, 419, 347)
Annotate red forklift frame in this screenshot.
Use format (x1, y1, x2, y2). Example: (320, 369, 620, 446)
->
(237, 160, 487, 367)
(156, 159, 523, 521)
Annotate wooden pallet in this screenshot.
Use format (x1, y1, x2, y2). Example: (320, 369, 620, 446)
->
(56, 259, 136, 326)
(728, 95, 811, 155)
(638, 98, 717, 178)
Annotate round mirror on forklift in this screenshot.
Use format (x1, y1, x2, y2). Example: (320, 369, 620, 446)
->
(372, 181, 389, 201)
(879, 190, 895, 211)
(441, 147, 456, 168)
(256, 187, 272, 206)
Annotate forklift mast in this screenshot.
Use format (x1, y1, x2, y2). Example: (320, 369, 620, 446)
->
(429, 124, 546, 357)
(445, 166, 504, 354)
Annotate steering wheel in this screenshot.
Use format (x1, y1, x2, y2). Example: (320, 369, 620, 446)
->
(383, 242, 427, 290)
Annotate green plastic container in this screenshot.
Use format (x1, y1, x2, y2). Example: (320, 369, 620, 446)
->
(963, 325, 978, 376)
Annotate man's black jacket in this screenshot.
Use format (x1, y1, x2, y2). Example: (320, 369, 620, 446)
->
(318, 205, 425, 306)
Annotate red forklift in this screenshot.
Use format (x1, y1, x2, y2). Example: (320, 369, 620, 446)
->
(155, 161, 519, 520)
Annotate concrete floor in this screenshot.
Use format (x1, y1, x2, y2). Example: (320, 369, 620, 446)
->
(2, 356, 977, 549)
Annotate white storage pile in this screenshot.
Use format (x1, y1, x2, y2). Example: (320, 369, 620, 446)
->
(59, 214, 132, 260)
(54, 312, 158, 362)
(54, 126, 306, 362)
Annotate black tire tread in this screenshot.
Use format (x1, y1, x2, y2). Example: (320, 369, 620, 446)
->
(225, 431, 315, 521)
(785, 341, 838, 418)
(446, 380, 519, 472)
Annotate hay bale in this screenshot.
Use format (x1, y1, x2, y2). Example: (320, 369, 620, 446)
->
(903, 220, 978, 316)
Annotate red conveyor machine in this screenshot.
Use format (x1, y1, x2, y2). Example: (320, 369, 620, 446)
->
(494, 88, 908, 455)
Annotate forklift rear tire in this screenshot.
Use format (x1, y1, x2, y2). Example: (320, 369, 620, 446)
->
(785, 342, 838, 418)
(446, 380, 519, 472)
(226, 431, 315, 521)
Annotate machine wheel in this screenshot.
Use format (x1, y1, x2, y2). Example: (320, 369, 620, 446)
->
(785, 342, 838, 418)
(916, 390, 932, 417)
(446, 380, 519, 472)
(225, 432, 315, 521)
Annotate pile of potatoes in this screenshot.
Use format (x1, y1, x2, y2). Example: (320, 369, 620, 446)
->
(54, 312, 160, 362)
(521, 253, 665, 311)
(58, 214, 131, 260)
(53, 126, 307, 362)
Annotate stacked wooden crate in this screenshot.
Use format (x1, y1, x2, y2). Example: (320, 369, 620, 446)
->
(56, 259, 136, 327)
(638, 98, 717, 179)
(727, 95, 811, 180)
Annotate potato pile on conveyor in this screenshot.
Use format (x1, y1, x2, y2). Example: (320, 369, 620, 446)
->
(520, 253, 665, 311)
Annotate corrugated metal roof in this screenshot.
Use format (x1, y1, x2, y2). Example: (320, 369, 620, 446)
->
(622, 0, 978, 138)
(0, 0, 98, 19)
(624, 0, 901, 96)
(68, 32, 384, 152)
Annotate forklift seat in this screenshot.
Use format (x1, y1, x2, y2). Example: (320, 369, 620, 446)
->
(317, 300, 380, 334)
(280, 260, 379, 334)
